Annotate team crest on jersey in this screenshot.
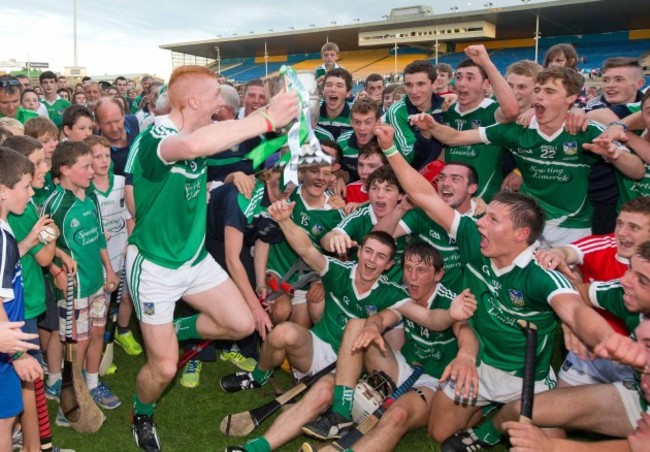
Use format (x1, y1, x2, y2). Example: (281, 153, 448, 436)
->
(508, 289, 524, 307)
(70, 218, 80, 228)
(143, 302, 155, 316)
(562, 142, 577, 155)
(471, 119, 482, 129)
(365, 305, 378, 316)
(311, 223, 325, 236)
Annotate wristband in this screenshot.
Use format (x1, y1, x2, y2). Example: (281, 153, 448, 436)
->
(512, 168, 522, 176)
(9, 351, 24, 362)
(608, 121, 628, 133)
(382, 145, 399, 158)
(258, 110, 276, 132)
(52, 268, 64, 279)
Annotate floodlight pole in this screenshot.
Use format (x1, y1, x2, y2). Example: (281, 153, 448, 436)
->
(534, 13, 540, 63)
(435, 26, 439, 64)
(394, 41, 398, 75)
(264, 40, 268, 78)
(73, 0, 78, 67)
(215, 46, 221, 75)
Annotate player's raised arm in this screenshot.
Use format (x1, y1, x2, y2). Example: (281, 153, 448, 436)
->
(408, 112, 483, 147)
(376, 124, 457, 233)
(551, 293, 646, 369)
(464, 45, 519, 122)
(267, 200, 327, 274)
(160, 91, 299, 162)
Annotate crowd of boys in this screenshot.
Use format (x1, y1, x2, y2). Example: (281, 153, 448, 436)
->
(0, 39, 650, 452)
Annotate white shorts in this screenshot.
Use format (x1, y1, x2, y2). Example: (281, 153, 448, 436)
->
(394, 351, 439, 392)
(539, 224, 591, 248)
(126, 245, 229, 325)
(292, 331, 337, 380)
(612, 380, 645, 429)
(441, 362, 556, 407)
(559, 352, 636, 386)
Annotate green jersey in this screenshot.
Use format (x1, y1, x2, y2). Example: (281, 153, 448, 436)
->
(334, 204, 407, 282)
(401, 208, 464, 293)
(481, 119, 604, 228)
(443, 99, 506, 202)
(314, 125, 335, 143)
(7, 201, 46, 319)
(589, 280, 642, 333)
(0, 108, 38, 124)
(451, 213, 576, 379)
(32, 172, 56, 208)
(312, 257, 410, 352)
(125, 116, 208, 269)
(400, 283, 459, 378)
(266, 188, 344, 283)
(315, 62, 342, 80)
(41, 97, 71, 128)
(42, 186, 106, 298)
(318, 101, 352, 140)
(616, 155, 650, 208)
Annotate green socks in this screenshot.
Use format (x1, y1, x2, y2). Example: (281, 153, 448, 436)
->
(474, 420, 502, 446)
(174, 315, 200, 341)
(331, 385, 354, 420)
(133, 393, 156, 417)
(243, 436, 271, 452)
(251, 365, 273, 386)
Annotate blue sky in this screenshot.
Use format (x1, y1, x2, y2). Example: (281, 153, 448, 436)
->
(1, 0, 554, 80)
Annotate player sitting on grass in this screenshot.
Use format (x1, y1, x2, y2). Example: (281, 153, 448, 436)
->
(264, 163, 344, 328)
(474, 241, 650, 450)
(375, 123, 647, 452)
(300, 241, 478, 448)
(221, 198, 410, 452)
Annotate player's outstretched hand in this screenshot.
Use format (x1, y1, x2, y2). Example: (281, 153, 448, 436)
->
(583, 136, 626, 162)
(503, 421, 554, 452)
(352, 323, 386, 353)
(268, 200, 295, 222)
(594, 332, 647, 369)
(0, 321, 38, 354)
(439, 351, 478, 402)
(449, 289, 477, 322)
(12, 354, 44, 383)
(408, 113, 436, 133)
(266, 91, 300, 129)
(374, 124, 396, 151)
(327, 232, 357, 256)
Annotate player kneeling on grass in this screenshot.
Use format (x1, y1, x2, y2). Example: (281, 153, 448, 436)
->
(300, 241, 479, 449)
(222, 200, 410, 452)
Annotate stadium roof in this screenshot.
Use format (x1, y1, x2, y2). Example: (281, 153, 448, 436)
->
(160, 0, 650, 60)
